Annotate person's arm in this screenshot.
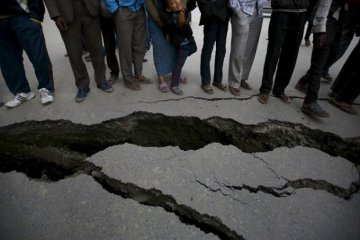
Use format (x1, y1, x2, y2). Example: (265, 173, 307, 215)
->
(312, 0, 332, 48)
(43, 0, 67, 31)
(145, 0, 165, 26)
(228, 0, 241, 17)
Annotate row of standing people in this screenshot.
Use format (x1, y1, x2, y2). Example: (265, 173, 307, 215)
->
(0, 0, 359, 117)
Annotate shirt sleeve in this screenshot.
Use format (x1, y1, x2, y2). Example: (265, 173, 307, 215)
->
(312, 0, 332, 33)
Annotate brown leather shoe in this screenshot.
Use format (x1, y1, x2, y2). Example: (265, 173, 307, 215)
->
(201, 84, 214, 94)
(213, 82, 227, 91)
(229, 87, 240, 96)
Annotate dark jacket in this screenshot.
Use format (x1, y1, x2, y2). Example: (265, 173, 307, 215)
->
(196, 0, 230, 25)
(0, 0, 45, 21)
(159, 10, 193, 46)
(271, 0, 309, 10)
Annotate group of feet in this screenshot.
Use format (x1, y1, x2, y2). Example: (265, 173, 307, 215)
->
(199, 79, 252, 96)
(257, 74, 357, 118)
(2, 74, 153, 109)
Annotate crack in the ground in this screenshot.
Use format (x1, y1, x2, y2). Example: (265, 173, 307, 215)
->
(1, 111, 359, 238)
(0, 111, 359, 165)
(0, 157, 244, 240)
(196, 177, 359, 200)
(138, 95, 359, 105)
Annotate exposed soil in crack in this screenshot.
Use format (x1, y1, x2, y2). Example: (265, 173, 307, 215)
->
(1, 111, 359, 238)
(1, 111, 358, 165)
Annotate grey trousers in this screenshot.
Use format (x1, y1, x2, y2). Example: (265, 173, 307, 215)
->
(60, 0, 106, 90)
(228, 7, 263, 88)
(114, 7, 146, 84)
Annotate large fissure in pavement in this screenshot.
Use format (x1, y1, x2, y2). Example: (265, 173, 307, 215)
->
(0, 111, 359, 165)
(1, 111, 359, 239)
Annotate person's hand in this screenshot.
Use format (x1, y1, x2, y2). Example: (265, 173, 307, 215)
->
(178, 10, 186, 27)
(165, 34, 171, 43)
(156, 19, 165, 27)
(313, 32, 326, 48)
(54, 16, 68, 31)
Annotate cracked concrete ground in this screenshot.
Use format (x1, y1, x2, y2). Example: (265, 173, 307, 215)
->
(0, 10, 360, 240)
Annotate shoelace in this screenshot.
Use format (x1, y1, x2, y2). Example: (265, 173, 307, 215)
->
(15, 94, 28, 102)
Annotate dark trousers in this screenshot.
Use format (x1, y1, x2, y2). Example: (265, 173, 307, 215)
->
(323, 9, 355, 74)
(99, 15, 119, 75)
(60, 0, 106, 89)
(171, 43, 191, 87)
(260, 11, 307, 95)
(200, 18, 229, 85)
(0, 16, 54, 95)
(298, 17, 342, 102)
(331, 39, 360, 104)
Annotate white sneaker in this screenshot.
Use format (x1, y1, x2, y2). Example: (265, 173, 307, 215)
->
(5, 92, 35, 108)
(39, 88, 54, 105)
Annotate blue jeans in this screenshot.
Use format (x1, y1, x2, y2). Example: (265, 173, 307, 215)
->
(0, 16, 54, 95)
(260, 12, 307, 95)
(200, 18, 229, 86)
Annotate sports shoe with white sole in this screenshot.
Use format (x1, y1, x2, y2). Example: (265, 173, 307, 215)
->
(39, 88, 54, 105)
(5, 92, 36, 108)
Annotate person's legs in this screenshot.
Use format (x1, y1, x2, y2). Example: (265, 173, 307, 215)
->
(61, 18, 90, 90)
(259, 12, 288, 95)
(228, 12, 251, 89)
(14, 17, 54, 93)
(333, 40, 360, 104)
(200, 19, 217, 86)
(115, 8, 141, 90)
(132, 9, 146, 78)
(213, 19, 229, 85)
(241, 10, 263, 85)
(100, 15, 120, 77)
(83, 15, 107, 86)
(323, 10, 354, 78)
(272, 12, 306, 96)
(171, 44, 190, 94)
(0, 17, 31, 95)
(305, 18, 340, 103)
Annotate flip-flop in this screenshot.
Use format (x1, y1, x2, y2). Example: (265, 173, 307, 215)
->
(159, 81, 168, 93)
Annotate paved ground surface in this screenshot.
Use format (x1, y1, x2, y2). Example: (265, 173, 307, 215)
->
(1, 10, 360, 240)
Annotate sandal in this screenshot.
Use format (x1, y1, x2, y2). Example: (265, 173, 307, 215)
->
(213, 82, 227, 91)
(257, 93, 269, 104)
(328, 98, 357, 115)
(201, 84, 214, 94)
(301, 102, 329, 118)
(274, 93, 291, 104)
(171, 86, 183, 95)
(159, 81, 168, 93)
